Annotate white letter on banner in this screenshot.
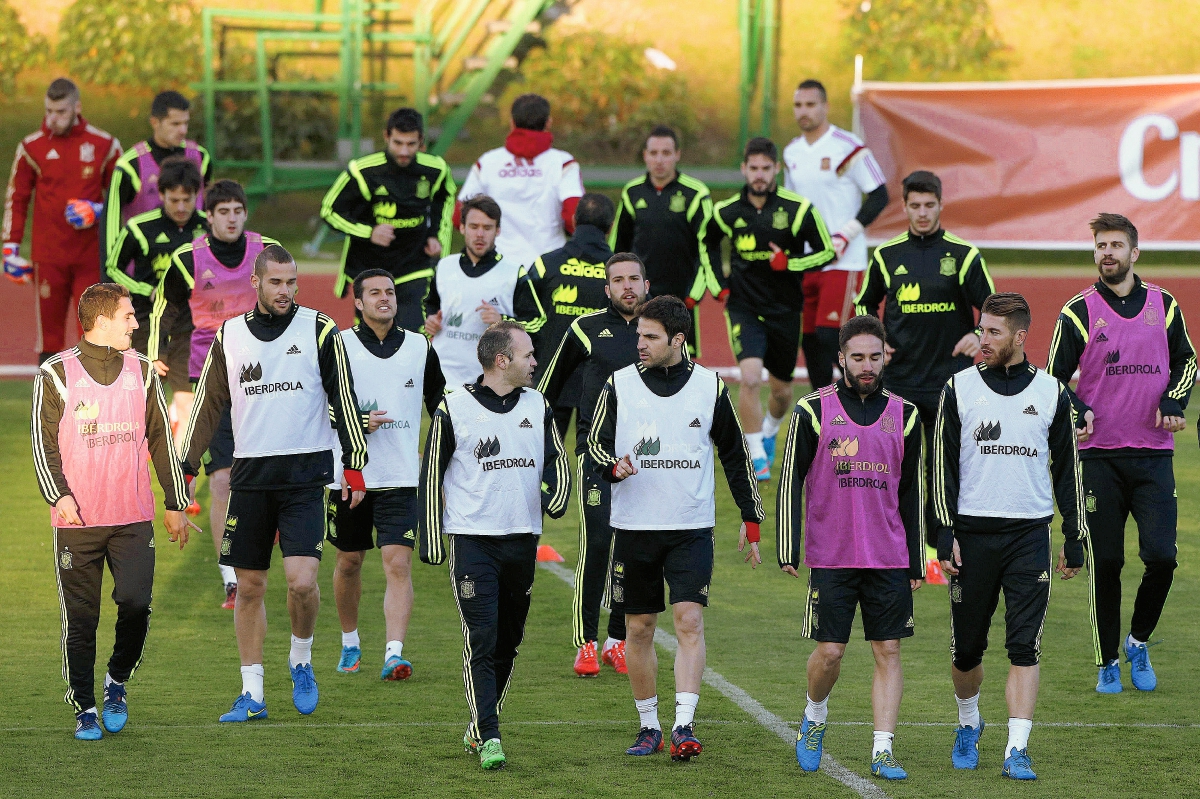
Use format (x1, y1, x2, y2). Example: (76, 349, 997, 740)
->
(1180, 132, 1200, 200)
(1119, 115, 1179, 201)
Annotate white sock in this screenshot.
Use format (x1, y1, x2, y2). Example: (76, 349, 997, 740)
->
(762, 410, 785, 439)
(805, 692, 829, 724)
(342, 629, 360, 649)
(956, 692, 981, 728)
(872, 731, 894, 758)
(746, 432, 767, 460)
(290, 634, 314, 667)
(674, 692, 699, 729)
(240, 664, 265, 702)
(219, 564, 237, 585)
(1006, 717, 1032, 754)
(1127, 633, 1145, 648)
(635, 695, 660, 731)
(103, 672, 122, 688)
(82, 705, 98, 717)
(385, 640, 404, 661)
(603, 637, 621, 653)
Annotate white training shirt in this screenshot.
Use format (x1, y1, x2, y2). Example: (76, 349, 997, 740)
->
(430, 253, 522, 389)
(783, 125, 886, 272)
(457, 146, 584, 268)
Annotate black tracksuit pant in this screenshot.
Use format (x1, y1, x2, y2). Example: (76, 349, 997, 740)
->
(449, 533, 537, 743)
(54, 521, 155, 712)
(1083, 455, 1178, 665)
(573, 452, 626, 647)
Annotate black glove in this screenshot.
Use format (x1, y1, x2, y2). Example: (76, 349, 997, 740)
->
(937, 527, 956, 563)
(1063, 536, 1086, 570)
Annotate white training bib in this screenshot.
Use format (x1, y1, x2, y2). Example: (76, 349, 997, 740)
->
(432, 254, 521, 389)
(223, 306, 333, 458)
(954, 365, 1060, 519)
(610, 364, 719, 531)
(442, 387, 546, 537)
(328, 329, 427, 489)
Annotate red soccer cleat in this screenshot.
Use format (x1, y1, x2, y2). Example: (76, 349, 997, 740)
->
(602, 640, 628, 674)
(222, 583, 237, 610)
(574, 641, 600, 677)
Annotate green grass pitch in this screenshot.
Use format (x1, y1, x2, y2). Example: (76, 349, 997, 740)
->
(1, 378, 1197, 798)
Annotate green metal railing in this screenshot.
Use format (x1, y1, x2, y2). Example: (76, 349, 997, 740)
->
(737, 0, 781, 158)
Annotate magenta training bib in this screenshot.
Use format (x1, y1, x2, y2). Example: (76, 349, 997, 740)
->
(53, 350, 154, 528)
(1076, 283, 1172, 452)
(803, 386, 908, 569)
(123, 140, 205, 222)
(187, 232, 264, 379)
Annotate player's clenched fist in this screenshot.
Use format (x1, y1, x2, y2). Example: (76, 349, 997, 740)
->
(611, 453, 638, 481)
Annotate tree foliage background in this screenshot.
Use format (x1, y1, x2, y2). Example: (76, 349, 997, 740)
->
(842, 0, 1010, 81)
(0, 1, 47, 94)
(56, 0, 200, 88)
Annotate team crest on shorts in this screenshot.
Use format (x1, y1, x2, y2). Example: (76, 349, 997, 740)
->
(1144, 305, 1160, 326)
(460, 579, 476, 599)
(221, 537, 231, 556)
(950, 582, 963, 603)
(1086, 493, 1097, 513)
(612, 585, 624, 602)
(940, 256, 957, 276)
(59, 550, 73, 570)
(587, 488, 601, 506)
(880, 414, 896, 434)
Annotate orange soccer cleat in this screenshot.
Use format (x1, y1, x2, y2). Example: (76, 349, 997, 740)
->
(573, 641, 600, 677)
(602, 640, 628, 674)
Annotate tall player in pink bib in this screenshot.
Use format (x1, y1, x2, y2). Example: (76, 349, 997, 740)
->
(1048, 214, 1196, 694)
(776, 314, 925, 780)
(151, 180, 279, 606)
(31, 283, 190, 741)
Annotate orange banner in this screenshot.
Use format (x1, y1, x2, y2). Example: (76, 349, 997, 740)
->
(858, 75, 1200, 249)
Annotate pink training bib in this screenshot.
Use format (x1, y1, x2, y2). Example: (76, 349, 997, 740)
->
(187, 232, 264, 379)
(1075, 283, 1173, 452)
(53, 350, 155, 528)
(803, 386, 909, 570)
(123, 140, 205, 223)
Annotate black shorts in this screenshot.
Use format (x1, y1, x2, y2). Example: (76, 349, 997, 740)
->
(803, 568, 914, 643)
(325, 487, 419, 551)
(1082, 455, 1177, 564)
(725, 305, 800, 382)
(611, 527, 714, 614)
(949, 524, 1052, 671)
(220, 487, 326, 570)
(202, 405, 235, 475)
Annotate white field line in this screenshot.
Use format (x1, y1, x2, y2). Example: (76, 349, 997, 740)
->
(538, 560, 891, 799)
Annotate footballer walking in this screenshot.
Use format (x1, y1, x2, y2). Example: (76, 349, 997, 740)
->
(329, 269, 446, 680)
(777, 314, 924, 780)
(934, 293, 1087, 780)
(418, 321, 570, 770)
(31, 284, 190, 740)
(1048, 213, 1195, 692)
(181, 245, 369, 722)
(588, 296, 764, 761)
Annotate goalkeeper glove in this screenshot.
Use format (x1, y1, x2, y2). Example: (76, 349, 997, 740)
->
(830, 219, 864, 261)
(3, 243, 31, 284)
(65, 199, 103, 230)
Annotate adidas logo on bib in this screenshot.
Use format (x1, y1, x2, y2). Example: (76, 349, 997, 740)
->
(75, 377, 88, 387)
(1095, 331, 1109, 342)
(1023, 405, 1038, 415)
(519, 417, 532, 428)
(831, 414, 846, 425)
(689, 418, 701, 428)
(287, 345, 301, 355)
(405, 378, 415, 387)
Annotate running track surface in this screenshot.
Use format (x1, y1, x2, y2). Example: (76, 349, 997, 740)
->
(4, 273, 1198, 375)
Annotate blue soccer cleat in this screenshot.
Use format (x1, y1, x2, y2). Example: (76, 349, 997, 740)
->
(669, 724, 702, 761)
(219, 692, 268, 723)
(1125, 639, 1158, 691)
(380, 654, 412, 681)
(291, 663, 319, 715)
(763, 433, 777, 466)
(951, 719, 983, 769)
(626, 727, 664, 756)
(101, 681, 128, 733)
(74, 710, 103, 741)
(1096, 660, 1122, 693)
(1002, 747, 1037, 780)
(796, 717, 825, 771)
(753, 455, 771, 482)
(870, 751, 908, 780)
(337, 646, 361, 673)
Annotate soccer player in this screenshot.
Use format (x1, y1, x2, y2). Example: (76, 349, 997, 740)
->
(104, 157, 206, 390)
(537, 252, 650, 677)
(329, 268, 446, 680)
(418, 321, 571, 770)
(784, 79, 889, 390)
(424, 195, 538, 388)
(855, 170, 993, 542)
(4, 78, 121, 363)
(456, 93, 585, 269)
(701, 137, 836, 481)
(588, 295, 764, 761)
(776, 314, 924, 780)
(520, 193, 616, 437)
(1047, 213, 1195, 693)
(609, 125, 713, 353)
(934, 292, 1087, 781)
(31, 283, 190, 740)
(152, 179, 279, 605)
(101, 91, 211, 267)
(320, 108, 455, 329)
(182, 244, 367, 722)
